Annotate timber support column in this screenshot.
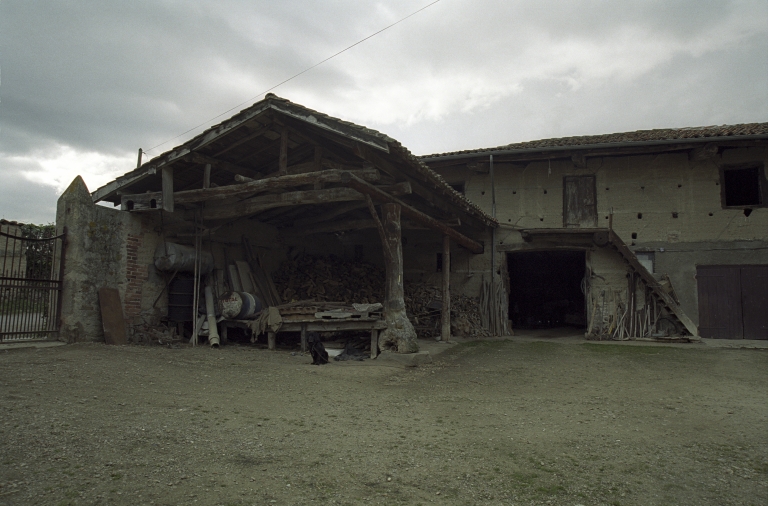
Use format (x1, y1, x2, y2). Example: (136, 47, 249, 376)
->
(441, 235, 451, 342)
(367, 199, 418, 353)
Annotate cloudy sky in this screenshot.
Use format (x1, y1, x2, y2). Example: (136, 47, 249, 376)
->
(1, 0, 766, 223)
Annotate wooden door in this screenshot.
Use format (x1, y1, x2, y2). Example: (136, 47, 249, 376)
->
(696, 266, 743, 339)
(563, 176, 597, 228)
(697, 265, 768, 339)
(740, 266, 768, 340)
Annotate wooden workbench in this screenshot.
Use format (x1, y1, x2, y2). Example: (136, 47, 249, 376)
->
(220, 317, 387, 359)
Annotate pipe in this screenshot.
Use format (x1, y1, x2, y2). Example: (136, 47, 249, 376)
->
(205, 285, 220, 347)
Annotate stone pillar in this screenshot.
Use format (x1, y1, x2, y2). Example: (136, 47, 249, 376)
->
(56, 176, 100, 342)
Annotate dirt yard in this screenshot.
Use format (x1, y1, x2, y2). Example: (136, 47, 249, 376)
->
(0, 338, 766, 506)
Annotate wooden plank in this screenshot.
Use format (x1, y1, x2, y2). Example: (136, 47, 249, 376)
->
(287, 217, 460, 236)
(342, 172, 484, 254)
(120, 193, 162, 212)
(234, 261, 256, 293)
(228, 265, 243, 292)
(98, 287, 127, 345)
(198, 182, 411, 221)
(279, 321, 387, 332)
(203, 163, 211, 189)
(162, 166, 174, 212)
(125, 169, 381, 207)
(279, 127, 288, 174)
(242, 236, 281, 307)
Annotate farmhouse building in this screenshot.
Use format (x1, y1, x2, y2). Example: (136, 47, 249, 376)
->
(53, 95, 767, 346)
(422, 124, 768, 339)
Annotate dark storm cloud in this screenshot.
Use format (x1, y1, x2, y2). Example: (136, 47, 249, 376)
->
(0, 0, 765, 223)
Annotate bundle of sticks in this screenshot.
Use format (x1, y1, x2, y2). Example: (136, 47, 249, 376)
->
(404, 282, 490, 338)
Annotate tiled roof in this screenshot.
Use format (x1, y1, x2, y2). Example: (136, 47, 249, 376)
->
(420, 123, 768, 160)
(107, 94, 496, 227)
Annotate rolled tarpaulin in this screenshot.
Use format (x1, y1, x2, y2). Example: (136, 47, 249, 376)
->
(154, 242, 213, 274)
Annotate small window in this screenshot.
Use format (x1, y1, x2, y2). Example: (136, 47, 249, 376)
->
(636, 252, 655, 273)
(722, 166, 763, 207)
(449, 183, 465, 194)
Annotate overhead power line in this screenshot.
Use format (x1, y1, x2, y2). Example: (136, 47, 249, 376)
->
(145, 0, 444, 154)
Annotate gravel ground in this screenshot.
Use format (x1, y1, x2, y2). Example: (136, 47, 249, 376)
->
(0, 339, 766, 506)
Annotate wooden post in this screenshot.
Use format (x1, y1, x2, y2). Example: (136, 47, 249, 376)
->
(313, 147, 324, 190)
(441, 234, 451, 342)
(301, 323, 307, 353)
(203, 163, 211, 189)
(366, 199, 418, 353)
(279, 127, 288, 174)
(370, 329, 378, 359)
(268, 331, 276, 351)
(162, 166, 174, 212)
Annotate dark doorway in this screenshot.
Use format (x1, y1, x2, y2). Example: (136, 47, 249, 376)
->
(507, 250, 586, 329)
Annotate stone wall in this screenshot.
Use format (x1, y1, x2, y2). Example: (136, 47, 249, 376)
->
(56, 176, 166, 342)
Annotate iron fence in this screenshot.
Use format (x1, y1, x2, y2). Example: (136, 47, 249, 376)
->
(0, 224, 66, 342)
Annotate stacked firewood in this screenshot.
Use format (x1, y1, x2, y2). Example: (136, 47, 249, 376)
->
(272, 255, 385, 304)
(404, 282, 490, 338)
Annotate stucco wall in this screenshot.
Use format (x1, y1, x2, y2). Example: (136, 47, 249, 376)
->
(433, 143, 768, 327)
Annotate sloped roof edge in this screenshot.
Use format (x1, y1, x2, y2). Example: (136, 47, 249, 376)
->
(91, 95, 496, 228)
(420, 123, 768, 161)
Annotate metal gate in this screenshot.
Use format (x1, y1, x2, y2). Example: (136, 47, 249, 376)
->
(0, 223, 66, 342)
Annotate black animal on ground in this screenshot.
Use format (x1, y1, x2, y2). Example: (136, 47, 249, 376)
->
(307, 332, 329, 365)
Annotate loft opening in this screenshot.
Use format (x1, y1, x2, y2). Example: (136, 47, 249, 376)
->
(507, 250, 586, 329)
(721, 165, 765, 207)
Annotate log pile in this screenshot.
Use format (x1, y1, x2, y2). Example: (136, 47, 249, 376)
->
(272, 255, 489, 339)
(404, 282, 490, 339)
(272, 255, 384, 304)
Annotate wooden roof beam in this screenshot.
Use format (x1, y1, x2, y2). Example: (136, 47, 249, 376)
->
(352, 144, 487, 231)
(340, 172, 483, 254)
(195, 181, 411, 221)
(121, 168, 380, 210)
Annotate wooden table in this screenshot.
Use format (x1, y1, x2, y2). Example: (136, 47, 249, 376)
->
(219, 315, 387, 359)
(270, 318, 387, 359)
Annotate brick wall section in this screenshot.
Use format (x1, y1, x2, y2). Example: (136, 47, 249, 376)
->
(124, 234, 147, 320)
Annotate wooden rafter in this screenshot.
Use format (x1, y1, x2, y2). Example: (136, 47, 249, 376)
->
(121, 169, 381, 210)
(194, 181, 412, 221)
(341, 172, 484, 254)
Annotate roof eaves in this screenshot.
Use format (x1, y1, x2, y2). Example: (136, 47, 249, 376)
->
(419, 123, 768, 162)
